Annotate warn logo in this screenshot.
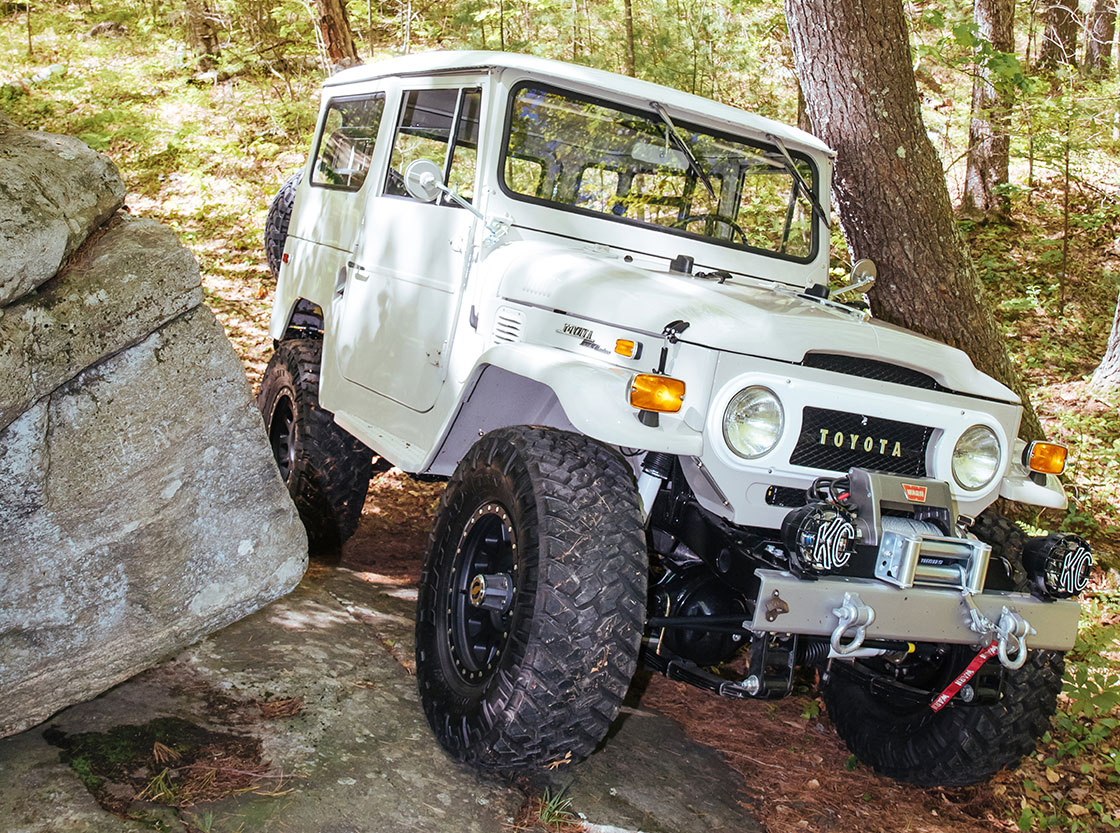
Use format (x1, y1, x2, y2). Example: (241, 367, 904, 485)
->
(902, 484, 928, 503)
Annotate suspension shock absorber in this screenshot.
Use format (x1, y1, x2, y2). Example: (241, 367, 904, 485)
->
(637, 451, 675, 519)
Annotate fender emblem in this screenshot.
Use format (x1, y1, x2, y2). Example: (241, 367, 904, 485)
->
(902, 484, 928, 503)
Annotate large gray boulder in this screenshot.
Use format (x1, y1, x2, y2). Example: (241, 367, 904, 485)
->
(0, 124, 307, 738)
(0, 116, 125, 306)
(0, 213, 202, 432)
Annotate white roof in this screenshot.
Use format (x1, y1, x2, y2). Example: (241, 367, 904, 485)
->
(325, 50, 833, 156)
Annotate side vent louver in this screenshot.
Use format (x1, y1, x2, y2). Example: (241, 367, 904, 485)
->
(492, 308, 524, 345)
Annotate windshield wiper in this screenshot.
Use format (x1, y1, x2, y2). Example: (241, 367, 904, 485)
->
(765, 132, 830, 231)
(650, 101, 716, 200)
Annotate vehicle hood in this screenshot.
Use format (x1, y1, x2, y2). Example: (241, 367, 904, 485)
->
(485, 241, 1018, 403)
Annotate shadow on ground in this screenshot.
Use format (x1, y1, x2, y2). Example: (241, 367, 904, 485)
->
(0, 559, 758, 833)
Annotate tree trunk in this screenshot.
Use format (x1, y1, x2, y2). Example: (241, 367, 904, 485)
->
(1085, 0, 1117, 73)
(962, 0, 1014, 220)
(182, 0, 221, 70)
(784, 0, 1044, 439)
(796, 79, 813, 134)
(1038, 0, 1079, 67)
(1092, 291, 1120, 388)
(313, 0, 360, 67)
(623, 0, 636, 76)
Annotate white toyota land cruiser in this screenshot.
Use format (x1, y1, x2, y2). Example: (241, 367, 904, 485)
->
(259, 50, 1093, 786)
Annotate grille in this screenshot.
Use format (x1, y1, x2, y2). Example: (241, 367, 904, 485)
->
(803, 353, 944, 391)
(765, 485, 808, 508)
(492, 308, 524, 344)
(790, 407, 933, 477)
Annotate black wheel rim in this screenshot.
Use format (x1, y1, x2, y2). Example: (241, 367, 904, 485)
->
(446, 502, 517, 686)
(269, 394, 296, 482)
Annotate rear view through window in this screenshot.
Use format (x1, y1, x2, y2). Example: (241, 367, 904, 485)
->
(311, 94, 386, 191)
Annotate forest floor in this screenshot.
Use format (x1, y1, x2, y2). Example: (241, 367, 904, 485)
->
(4, 5, 1120, 832)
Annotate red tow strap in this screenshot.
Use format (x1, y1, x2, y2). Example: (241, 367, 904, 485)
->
(930, 640, 999, 712)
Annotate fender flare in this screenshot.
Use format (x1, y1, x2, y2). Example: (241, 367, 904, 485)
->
(427, 344, 703, 472)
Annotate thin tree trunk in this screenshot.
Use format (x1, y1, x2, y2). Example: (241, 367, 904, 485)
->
(313, 0, 360, 66)
(963, 0, 1014, 220)
(784, 0, 1043, 439)
(1085, 0, 1117, 73)
(623, 0, 636, 76)
(183, 0, 222, 70)
(1039, 0, 1079, 67)
(1092, 291, 1120, 388)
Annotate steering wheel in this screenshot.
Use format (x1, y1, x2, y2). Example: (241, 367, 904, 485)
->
(674, 213, 747, 244)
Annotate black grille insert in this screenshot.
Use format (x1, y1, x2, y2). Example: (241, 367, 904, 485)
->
(790, 407, 933, 477)
(803, 353, 944, 391)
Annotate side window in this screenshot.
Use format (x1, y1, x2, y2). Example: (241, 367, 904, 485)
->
(446, 89, 481, 202)
(505, 156, 545, 197)
(311, 94, 385, 191)
(386, 87, 481, 203)
(576, 167, 620, 213)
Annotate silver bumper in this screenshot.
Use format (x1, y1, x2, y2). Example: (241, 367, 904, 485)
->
(751, 569, 1081, 651)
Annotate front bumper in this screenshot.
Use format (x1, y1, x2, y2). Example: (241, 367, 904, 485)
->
(750, 569, 1081, 651)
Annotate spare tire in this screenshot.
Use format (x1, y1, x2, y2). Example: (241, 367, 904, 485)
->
(265, 171, 301, 280)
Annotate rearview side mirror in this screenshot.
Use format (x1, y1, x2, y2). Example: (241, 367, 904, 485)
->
(404, 158, 443, 203)
(831, 258, 877, 301)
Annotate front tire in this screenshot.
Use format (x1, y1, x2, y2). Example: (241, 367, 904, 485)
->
(257, 338, 372, 555)
(415, 426, 647, 771)
(821, 513, 1065, 786)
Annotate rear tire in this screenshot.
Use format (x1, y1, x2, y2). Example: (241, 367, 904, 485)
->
(257, 338, 371, 556)
(415, 426, 647, 770)
(265, 171, 301, 280)
(821, 512, 1064, 786)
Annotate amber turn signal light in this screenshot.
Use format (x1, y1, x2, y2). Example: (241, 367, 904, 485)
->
(1025, 441, 1067, 475)
(630, 374, 685, 413)
(615, 339, 638, 358)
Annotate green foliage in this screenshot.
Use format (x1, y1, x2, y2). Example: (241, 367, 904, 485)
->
(536, 787, 578, 829)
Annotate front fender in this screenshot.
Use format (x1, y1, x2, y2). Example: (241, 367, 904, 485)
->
(470, 343, 703, 455)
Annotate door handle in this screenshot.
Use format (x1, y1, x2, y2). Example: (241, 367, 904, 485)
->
(347, 260, 370, 279)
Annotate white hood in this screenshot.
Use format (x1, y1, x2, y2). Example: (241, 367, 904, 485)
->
(487, 241, 1018, 403)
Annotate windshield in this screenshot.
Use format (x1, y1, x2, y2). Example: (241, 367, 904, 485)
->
(502, 84, 819, 260)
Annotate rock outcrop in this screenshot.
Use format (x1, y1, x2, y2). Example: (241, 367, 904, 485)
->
(0, 116, 125, 306)
(0, 121, 307, 738)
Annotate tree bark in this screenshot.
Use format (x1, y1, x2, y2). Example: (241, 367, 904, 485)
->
(796, 79, 813, 134)
(623, 0, 636, 76)
(182, 0, 221, 70)
(784, 0, 1043, 439)
(962, 0, 1014, 220)
(1039, 0, 1079, 67)
(313, 0, 360, 67)
(1085, 0, 1117, 73)
(1092, 291, 1120, 388)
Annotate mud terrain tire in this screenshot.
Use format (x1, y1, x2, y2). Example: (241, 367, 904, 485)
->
(265, 171, 301, 280)
(822, 513, 1064, 786)
(258, 338, 371, 556)
(415, 426, 647, 770)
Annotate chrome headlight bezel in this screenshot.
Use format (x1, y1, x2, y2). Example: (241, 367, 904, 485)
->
(951, 424, 1002, 491)
(723, 386, 785, 459)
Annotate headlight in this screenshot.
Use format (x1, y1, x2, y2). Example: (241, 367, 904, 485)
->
(723, 386, 784, 459)
(952, 425, 1001, 490)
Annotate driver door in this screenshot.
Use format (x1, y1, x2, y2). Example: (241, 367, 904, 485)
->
(336, 80, 483, 413)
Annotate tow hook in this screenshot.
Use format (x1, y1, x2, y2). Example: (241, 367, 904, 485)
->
(996, 608, 1031, 669)
(830, 592, 875, 655)
(961, 590, 1035, 670)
